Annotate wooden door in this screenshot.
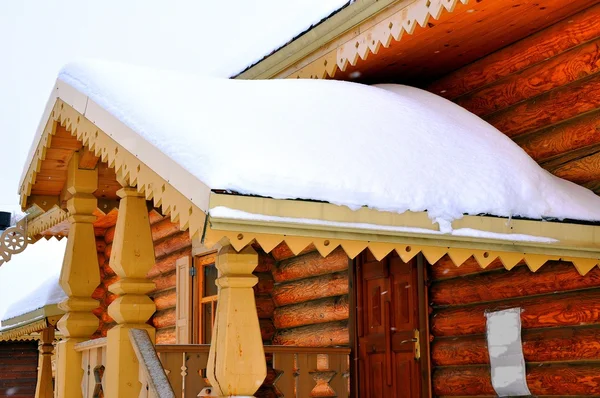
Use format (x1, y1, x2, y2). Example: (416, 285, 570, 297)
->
(356, 250, 424, 398)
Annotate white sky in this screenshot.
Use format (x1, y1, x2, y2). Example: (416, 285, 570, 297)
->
(0, 0, 346, 321)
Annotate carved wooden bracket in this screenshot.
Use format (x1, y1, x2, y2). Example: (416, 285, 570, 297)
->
(0, 225, 28, 266)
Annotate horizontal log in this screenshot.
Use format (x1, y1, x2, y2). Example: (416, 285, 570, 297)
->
(256, 295, 275, 319)
(433, 363, 600, 396)
(274, 295, 349, 329)
(273, 247, 348, 283)
(272, 271, 349, 307)
(456, 37, 600, 117)
(106, 220, 186, 249)
(151, 271, 176, 293)
(515, 109, 600, 163)
(150, 218, 181, 243)
(430, 255, 512, 280)
(256, 250, 275, 272)
(553, 150, 600, 184)
(104, 226, 115, 244)
(428, 4, 600, 99)
(97, 252, 106, 268)
(254, 272, 274, 295)
(154, 232, 191, 259)
(270, 242, 317, 261)
(152, 307, 175, 329)
(260, 319, 276, 342)
(431, 289, 600, 337)
(103, 275, 119, 289)
(156, 327, 176, 345)
(485, 72, 600, 137)
(96, 238, 106, 253)
(147, 247, 192, 279)
(432, 326, 600, 366)
(91, 284, 106, 301)
(148, 209, 165, 225)
(431, 261, 600, 306)
(152, 289, 176, 311)
(272, 320, 349, 347)
(101, 261, 117, 278)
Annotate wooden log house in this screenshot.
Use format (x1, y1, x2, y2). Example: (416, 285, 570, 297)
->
(7, 0, 600, 397)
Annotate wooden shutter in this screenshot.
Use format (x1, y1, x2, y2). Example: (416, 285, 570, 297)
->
(175, 256, 193, 344)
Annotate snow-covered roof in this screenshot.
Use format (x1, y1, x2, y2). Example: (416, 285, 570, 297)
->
(53, 60, 600, 226)
(0, 238, 66, 325)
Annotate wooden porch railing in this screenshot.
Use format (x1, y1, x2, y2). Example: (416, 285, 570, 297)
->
(74, 337, 107, 397)
(155, 344, 351, 398)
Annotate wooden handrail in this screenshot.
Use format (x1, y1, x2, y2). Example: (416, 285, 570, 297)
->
(74, 337, 107, 351)
(156, 344, 351, 355)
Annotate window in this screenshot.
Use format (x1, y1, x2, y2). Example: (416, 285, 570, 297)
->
(195, 253, 218, 344)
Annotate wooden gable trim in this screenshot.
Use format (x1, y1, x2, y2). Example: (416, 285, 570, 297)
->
(236, 0, 397, 80)
(237, 0, 468, 80)
(204, 193, 600, 276)
(19, 82, 209, 240)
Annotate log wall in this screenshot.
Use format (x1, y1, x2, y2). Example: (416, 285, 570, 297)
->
(269, 245, 350, 347)
(428, 3, 600, 193)
(92, 209, 189, 343)
(0, 340, 38, 398)
(429, 255, 600, 397)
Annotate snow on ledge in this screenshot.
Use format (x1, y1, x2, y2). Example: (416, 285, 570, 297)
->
(209, 206, 559, 244)
(56, 60, 600, 225)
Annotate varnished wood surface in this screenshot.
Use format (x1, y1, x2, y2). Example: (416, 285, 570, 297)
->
(274, 295, 349, 329)
(433, 363, 600, 396)
(272, 247, 348, 283)
(271, 271, 349, 307)
(432, 326, 600, 366)
(426, 3, 600, 195)
(272, 320, 349, 347)
(430, 255, 517, 280)
(430, 260, 600, 306)
(431, 288, 600, 337)
(455, 38, 600, 117)
(429, 3, 600, 99)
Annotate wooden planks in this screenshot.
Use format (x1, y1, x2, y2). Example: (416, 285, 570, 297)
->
(455, 38, 600, 117)
(433, 363, 600, 396)
(424, 3, 600, 194)
(431, 288, 600, 337)
(514, 109, 600, 163)
(432, 326, 600, 366)
(429, 3, 600, 99)
(430, 261, 600, 306)
(484, 72, 600, 138)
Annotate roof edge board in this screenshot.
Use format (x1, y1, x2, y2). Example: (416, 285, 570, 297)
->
(19, 81, 211, 240)
(235, 0, 399, 80)
(207, 193, 600, 255)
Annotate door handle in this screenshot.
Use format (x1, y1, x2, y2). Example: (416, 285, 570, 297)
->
(398, 331, 420, 360)
(400, 338, 417, 344)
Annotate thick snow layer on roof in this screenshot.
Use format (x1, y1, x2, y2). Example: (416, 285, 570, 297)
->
(0, 238, 66, 323)
(59, 60, 600, 224)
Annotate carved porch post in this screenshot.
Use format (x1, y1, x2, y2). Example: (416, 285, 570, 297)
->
(207, 244, 267, 397)
(105, 185, 156, 397)
(35, 327, 55, 398)
(55, 151, 100, 398)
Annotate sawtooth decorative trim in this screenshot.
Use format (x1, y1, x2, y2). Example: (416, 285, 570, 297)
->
(203, 227, 599, 276)
(20, 98, 207, 240)
(284, 0, 469, 79)
(0, 318, 48, 341)
(26, 206, 68, 238)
